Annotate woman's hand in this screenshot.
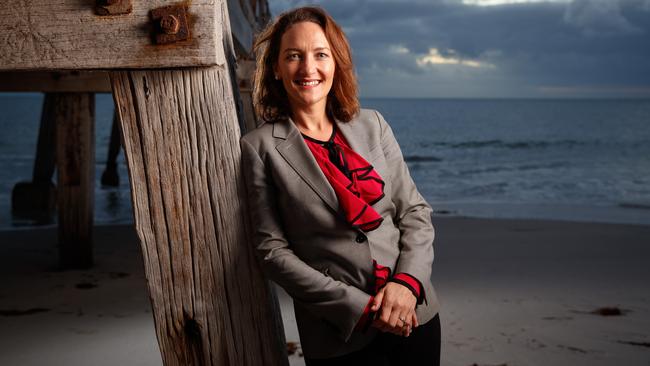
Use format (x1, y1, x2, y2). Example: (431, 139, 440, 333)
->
(370, 282, 419, 336)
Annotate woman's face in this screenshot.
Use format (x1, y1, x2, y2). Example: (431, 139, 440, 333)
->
(275, 21, 336, 114)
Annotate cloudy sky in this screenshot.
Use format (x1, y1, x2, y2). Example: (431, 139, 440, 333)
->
(268, 0, 650, 98)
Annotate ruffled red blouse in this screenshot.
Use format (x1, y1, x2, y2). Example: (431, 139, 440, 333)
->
(302, 126, 385, 232)
(301, 124, 423, 331)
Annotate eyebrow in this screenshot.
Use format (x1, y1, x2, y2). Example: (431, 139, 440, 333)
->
(282, 47, 331, 53)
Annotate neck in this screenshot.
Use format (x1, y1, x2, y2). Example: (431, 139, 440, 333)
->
(290, 105, 331, 133)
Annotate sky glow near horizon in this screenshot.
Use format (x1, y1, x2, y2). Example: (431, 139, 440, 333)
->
(269, 0, 650, 98)
(461, 0, 569, 6)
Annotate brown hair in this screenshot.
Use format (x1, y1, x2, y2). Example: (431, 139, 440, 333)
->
(252, 6, 359, 123)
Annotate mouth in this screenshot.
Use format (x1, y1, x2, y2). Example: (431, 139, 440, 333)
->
(294, 79, 321, 87)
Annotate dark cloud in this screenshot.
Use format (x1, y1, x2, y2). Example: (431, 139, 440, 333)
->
(269, 0, 650, 97)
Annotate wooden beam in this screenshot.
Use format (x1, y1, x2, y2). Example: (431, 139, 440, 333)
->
(55, 93, 95, 269)
(0, 0, 225, 71)
(0, 71, 111, 92)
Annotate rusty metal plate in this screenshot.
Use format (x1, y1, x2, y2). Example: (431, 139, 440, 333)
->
(150, 4, 190, 45)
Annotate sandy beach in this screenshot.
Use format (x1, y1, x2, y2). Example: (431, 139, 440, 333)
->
(1, 217, 648, 366)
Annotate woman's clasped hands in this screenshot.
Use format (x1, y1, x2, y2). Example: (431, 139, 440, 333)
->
(370, 282, 418, 337)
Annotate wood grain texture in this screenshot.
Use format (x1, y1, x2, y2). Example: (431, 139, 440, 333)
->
(0, 71, 111, 92)
(55, 92, 95, 269)
(0, 0, 225, 71)
(111, 66, 288, 365)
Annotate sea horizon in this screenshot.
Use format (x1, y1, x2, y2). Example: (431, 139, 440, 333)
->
(1, 94, 649, 230)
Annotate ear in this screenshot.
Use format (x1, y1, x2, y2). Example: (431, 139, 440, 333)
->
(272, 64, 280, 80)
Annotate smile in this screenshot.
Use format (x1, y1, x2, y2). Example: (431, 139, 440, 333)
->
(295, 80, 321, 87)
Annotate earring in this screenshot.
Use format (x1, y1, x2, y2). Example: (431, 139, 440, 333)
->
(274, 74, 280, 80)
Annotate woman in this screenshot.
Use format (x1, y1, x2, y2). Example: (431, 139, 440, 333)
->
(240, 6, 441, 365)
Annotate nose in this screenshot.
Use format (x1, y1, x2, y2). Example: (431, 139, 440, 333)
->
(299, 54, 316, 75)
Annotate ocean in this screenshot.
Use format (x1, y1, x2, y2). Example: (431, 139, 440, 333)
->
(1, 94, 649, 230)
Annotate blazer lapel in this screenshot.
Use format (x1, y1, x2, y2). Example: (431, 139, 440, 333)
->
(334, 118, 373, 164)
(274, 119, 340, 214)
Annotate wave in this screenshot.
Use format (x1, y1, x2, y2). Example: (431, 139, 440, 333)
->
(404, 155, 443, 163)
(424, 139, 588, 150)
(459, 162, 569, 175)
(619, 202, 650, 210)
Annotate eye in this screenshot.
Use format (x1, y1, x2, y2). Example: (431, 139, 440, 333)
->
(287, 53, 301, 60)
(317, 52, 329, 59)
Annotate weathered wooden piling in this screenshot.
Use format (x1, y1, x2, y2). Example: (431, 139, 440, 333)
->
(1, 0, 288, 364)
(100, 113, 122, 187)
(11, 93, 59, 222)
(54, 93, 96, 269)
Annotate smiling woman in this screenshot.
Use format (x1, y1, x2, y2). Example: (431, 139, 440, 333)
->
(274, 21, 336, 129)
(252, 6, 359, 125)
(241, 6, 441, 365)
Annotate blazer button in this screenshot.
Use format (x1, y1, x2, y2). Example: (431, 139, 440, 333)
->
(355, 233, 367, 243)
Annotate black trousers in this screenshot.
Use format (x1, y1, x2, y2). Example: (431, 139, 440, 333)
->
(305, 313, 441, 366)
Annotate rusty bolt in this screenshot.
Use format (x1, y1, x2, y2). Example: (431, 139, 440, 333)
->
(160, 14, 180, 35)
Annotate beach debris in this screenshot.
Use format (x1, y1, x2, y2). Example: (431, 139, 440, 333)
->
(0, 308, 50, 316)
(469, 363, 507, 366)
(590, 306, 628, 316)
(617, 340, 650, 348)
(526, 338, 547, 349)
(75, 282, 98, 289)
(286, 341, 299, 355)
(557, 344, 588, 353)
(541, 316, 573, 321)
(571, 306, 629, 317)
(108, 271, 130, 279)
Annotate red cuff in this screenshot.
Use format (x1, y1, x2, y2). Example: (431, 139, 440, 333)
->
(391, 273, 423, 304)
(355, 296, 375, 332)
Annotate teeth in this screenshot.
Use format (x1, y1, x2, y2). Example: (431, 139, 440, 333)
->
(298, 80, 320, 86)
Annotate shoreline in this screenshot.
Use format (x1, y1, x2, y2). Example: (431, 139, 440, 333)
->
(3, 205, 650, 233)
(1, 217, 649, 366)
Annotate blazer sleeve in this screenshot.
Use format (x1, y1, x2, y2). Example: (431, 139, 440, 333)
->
(240, 136, 372, 342)
(375, 110, 435, 304)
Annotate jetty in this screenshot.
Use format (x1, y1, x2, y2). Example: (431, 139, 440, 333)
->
(0, 1, 287, 365)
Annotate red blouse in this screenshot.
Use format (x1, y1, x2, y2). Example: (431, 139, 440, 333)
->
(302, 124, 423, 331)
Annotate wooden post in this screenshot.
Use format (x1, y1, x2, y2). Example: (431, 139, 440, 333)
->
(33, 94, 58, 184)
(236, 59, 260, 132)
(11, 93, 58, 222)
(110, 66, 287, 366)
(55, 93, 95, 269)
(108, 1, 286, 363)
(100, 113, 121, 187)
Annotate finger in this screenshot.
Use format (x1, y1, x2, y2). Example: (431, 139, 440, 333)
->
(372, 312, 390, 333)
(411, 311, 419, 328)
(371, 290, 384, 312)
(386, 303, 406, 330)
(379, 300, 393, 325)
(402, 323, 411, 337)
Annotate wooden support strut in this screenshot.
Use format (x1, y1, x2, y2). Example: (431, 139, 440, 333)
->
(55, 93, 95, 269)
(11, 94, 58, 222)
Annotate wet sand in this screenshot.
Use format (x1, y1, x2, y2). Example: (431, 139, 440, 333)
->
(1, 217, 648, 366)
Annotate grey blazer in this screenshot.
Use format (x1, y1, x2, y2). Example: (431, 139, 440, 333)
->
(240, 108, 440, 359)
